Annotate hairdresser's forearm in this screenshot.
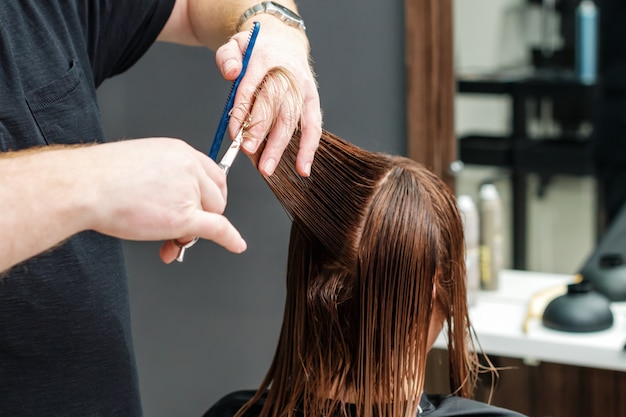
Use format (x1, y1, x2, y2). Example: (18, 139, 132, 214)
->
(0, 147, 97, 272)
(158, 0, 303, 49)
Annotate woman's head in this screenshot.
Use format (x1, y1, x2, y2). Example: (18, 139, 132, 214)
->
(245, 129, 478, 417)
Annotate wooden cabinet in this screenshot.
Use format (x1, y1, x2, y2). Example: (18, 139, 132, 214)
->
(426, 348, 626, 417)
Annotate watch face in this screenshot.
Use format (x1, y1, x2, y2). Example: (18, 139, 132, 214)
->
(237, 1, 305, 32)
(266, 1, 305, 30)
(271, 2, 300, 19)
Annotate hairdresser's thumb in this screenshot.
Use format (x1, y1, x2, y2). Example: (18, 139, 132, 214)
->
(215, 38, 243, 81)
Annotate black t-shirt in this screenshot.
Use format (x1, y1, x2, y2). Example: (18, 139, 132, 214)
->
(204, 390, 527, 417)
(0, 1, 174, 415)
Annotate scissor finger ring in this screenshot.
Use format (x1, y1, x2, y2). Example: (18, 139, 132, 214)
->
(174, 237, 199, 263)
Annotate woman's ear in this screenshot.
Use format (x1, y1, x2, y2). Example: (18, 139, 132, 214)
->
(426, 275, 444, 350)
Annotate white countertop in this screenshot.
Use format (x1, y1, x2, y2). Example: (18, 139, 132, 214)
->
(434, 269, 626, 372)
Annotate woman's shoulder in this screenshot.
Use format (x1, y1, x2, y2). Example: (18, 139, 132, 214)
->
(203, 390, 266, 417)
(204, 391, 526, 417)
(423, 394, 527, 417)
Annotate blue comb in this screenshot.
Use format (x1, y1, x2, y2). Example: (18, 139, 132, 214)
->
(208, 21, 261, 161)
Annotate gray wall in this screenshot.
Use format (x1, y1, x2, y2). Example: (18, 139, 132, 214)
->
(97, 1, 405, 416)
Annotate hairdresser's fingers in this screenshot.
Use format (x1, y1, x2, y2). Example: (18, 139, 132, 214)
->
(216, 32, 266, 134)
(159, 212, 247, 264)
(158, 237, 197, 264)
(242, 74, 320, 176)
(295, 93, 323, 176)
(238, 82, 271, 157)
(215, 34, 259, 134)
(242, 70, 304, 175)
(216, 21, 321, 176)
(255, 104, 300, 176)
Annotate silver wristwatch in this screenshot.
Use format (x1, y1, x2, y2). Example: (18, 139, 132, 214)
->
(237, 1, 306, 32)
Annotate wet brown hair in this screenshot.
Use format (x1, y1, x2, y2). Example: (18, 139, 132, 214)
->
(239, 69, 480, 417)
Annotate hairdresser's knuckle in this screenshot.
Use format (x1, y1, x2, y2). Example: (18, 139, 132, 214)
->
(210, 204, 227, 218)
(301, 126, 321, 147)
(248, 121, 267, 140)
(211, 217, 232, 240)
(239, 83, 257, 99)
(210, 179, 228, 208)
(303, 139, 320, 155)
(214, 180, 228, 202)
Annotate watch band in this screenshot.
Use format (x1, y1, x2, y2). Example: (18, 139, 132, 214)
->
(236, 1, 306, 32)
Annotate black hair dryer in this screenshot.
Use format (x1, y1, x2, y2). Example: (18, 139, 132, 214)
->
(542, 281, 614, 333)
(578, 204, 626, 303)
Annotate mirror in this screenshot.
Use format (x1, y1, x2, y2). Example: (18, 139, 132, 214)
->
(450, 0, 596, 273)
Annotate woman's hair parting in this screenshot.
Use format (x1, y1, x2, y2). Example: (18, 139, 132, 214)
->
(241, 68, 481, 417)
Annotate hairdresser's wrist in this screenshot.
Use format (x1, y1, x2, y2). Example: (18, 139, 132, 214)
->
(236, 1, 306, 33)
(239, 15, 309, 47)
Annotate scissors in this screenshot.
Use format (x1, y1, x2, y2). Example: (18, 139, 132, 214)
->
(175, 22, 260, 263)
(175, 124, 248, 262)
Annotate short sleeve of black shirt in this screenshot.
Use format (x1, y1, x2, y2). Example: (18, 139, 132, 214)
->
(0, 0, 176, 150)
(83, 0, 177, 85)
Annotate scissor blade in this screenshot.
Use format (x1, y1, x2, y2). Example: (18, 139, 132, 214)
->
(218, 128, 244, 175)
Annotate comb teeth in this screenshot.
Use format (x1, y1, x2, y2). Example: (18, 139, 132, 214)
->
(208, 21, 261, 160)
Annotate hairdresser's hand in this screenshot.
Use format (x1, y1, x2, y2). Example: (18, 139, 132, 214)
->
(83, 139, 247, 262)
(216, 17, 322, 177)
(0, 139, 246, 272)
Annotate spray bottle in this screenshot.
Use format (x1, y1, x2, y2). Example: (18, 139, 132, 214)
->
(576, 0, 599, 84)
(479, 184, 503, 291)
(458, 195, 480, 306)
